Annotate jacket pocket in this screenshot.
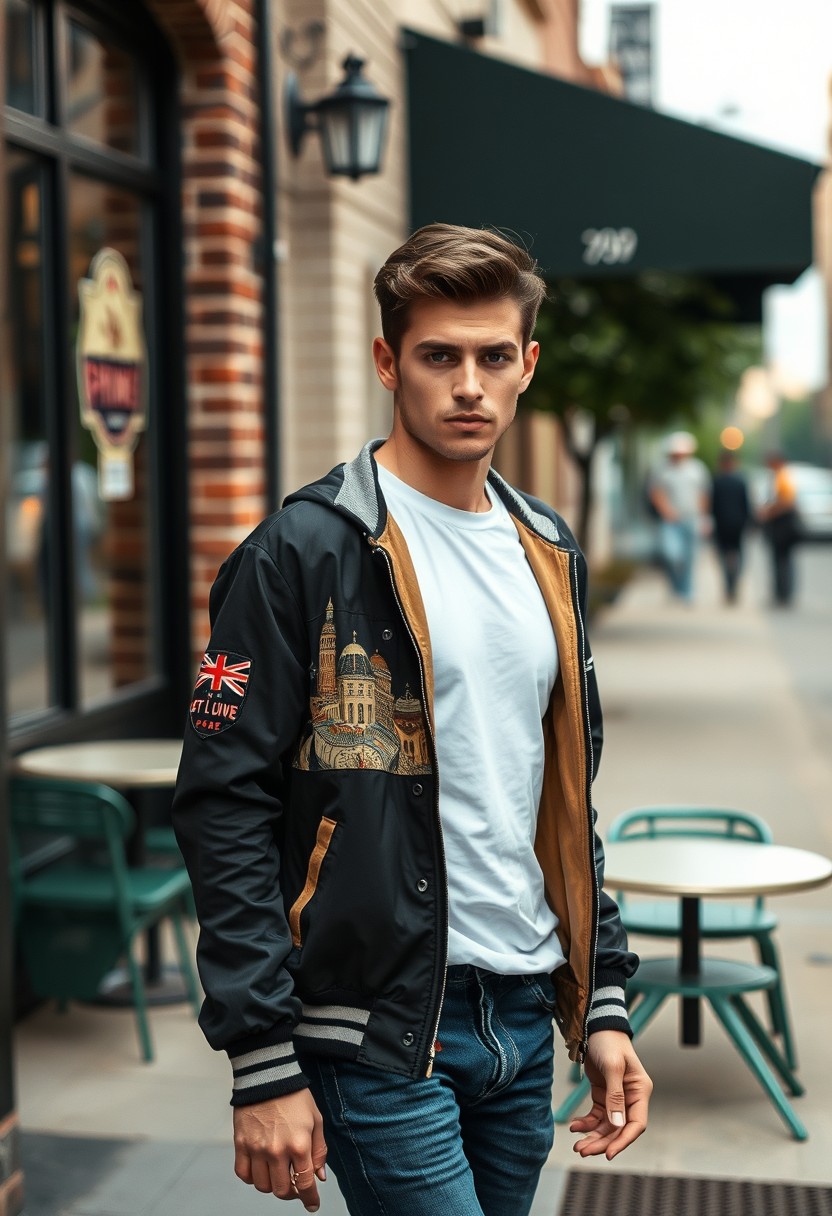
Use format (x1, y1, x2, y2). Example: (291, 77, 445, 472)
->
(289, 816, 338, 948)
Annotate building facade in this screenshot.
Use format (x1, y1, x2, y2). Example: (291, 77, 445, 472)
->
(1, 3, 596, 1208)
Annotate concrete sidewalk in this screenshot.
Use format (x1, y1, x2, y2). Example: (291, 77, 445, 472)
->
(13, 541, 832, 1214)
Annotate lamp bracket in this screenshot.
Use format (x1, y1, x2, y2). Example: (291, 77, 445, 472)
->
(285, 73, 317, 157)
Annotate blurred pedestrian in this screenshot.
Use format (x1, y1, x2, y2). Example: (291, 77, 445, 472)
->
(758, 452, 800, 606)
(710, 450, 751, 604)
(648, 431, 710, 602)
(173, 224, 651, 1215)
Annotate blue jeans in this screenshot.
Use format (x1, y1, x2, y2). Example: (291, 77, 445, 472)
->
(659, 518, 698, 600)
(297, 966, 556, 1216)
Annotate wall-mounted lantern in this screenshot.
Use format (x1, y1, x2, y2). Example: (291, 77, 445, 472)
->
(285, 54, 391, 181)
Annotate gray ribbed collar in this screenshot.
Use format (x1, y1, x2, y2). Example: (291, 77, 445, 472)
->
(335, 439, 560, 545)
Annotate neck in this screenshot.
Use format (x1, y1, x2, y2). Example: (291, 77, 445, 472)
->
(374, 436, 492, 513)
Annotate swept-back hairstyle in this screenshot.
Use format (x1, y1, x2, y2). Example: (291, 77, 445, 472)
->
(374, 223, 547, 352)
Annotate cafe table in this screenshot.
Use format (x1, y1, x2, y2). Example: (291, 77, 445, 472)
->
(12, 739, 183, 799)
(12, 738, 186, 998)
(553, 837, 832, 1140)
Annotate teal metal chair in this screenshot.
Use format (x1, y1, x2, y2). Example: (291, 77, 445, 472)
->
(607, 806, 796, 1070)
(10, 776, 201, 1062)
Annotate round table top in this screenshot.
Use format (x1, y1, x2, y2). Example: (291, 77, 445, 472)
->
(12, 739, 183, 788)
(604, 838, 832, 899)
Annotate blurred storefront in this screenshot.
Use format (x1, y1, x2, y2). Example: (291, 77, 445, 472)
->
(0, 3, 822, 1211)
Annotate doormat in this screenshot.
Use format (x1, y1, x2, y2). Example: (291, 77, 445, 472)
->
(559, 1170, 832, 1216)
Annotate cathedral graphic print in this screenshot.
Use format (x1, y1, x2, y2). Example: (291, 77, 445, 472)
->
(294, 599, 431, 774)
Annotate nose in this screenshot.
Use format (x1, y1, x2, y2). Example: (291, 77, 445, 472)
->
(453, 357, 484, 403)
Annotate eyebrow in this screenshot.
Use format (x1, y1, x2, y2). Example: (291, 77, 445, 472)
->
(413, 339, 520, 354)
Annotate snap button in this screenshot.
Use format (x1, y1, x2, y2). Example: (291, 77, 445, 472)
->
(381, 628, 393, 641)
(416, 878, 429, 893)
(402, 1032, 414, 1047)
(412, 783, 423, 796)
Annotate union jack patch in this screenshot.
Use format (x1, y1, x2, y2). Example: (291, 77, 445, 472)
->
(189, 651, 252, 738)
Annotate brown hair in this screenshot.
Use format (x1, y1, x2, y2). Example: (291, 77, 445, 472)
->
(374, 223, 547, 353)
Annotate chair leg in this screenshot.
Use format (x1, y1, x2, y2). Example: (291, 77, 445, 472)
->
(708, 994, 807, 1141)
(553, 989, 666, 1125)
(170, 908, 201, 1016)
(125, 938, 154, 1063)
(729, 996, 803, 1097)
(755, 933, 798, 1071)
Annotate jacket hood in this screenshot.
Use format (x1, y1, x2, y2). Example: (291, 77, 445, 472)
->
(284, 439, 561, 546)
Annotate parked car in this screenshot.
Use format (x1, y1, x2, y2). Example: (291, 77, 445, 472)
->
(789, 463, 832, 540)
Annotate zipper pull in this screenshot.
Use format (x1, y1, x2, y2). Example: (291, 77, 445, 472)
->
(425, 1038, 442, 1078)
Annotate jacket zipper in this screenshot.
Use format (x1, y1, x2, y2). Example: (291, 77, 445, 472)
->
(369, 537, 448, 1078)
(570, 551, 600, 1064)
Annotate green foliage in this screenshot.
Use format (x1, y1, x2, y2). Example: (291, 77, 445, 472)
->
(524, 273, 761, 440)
(521, 272, 762, 548)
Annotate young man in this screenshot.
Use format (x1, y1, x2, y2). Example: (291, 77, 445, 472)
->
(173, 224, 652, 1216)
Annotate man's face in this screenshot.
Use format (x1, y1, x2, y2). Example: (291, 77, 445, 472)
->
(373, 296, 539, 465)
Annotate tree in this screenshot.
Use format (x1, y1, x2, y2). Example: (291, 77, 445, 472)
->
(523, 273, 761, 549)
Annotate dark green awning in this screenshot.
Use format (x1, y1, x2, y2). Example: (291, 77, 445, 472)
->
(404, 30, 820, 313)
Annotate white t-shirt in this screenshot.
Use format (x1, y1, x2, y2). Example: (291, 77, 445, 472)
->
(649, 457, 710, 521)
(377, 465, 566, 976)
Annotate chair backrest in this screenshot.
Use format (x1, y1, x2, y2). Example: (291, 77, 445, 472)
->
(608, 806, 773, 845)
(9, 776, 137, 922)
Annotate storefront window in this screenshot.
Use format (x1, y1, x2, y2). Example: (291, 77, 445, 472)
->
(5, 151, 51, 717)
(3, 0, 176, 733)
(5, 0, 38, 116)
(66, 20, 140, 156)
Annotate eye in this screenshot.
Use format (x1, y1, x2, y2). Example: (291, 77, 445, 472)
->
(426, 351, 452, 364)
(484, 352, 510, 364)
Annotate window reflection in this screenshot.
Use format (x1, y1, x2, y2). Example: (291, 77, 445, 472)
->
(5, 0, 38, 115)
(66, 19, 140, 156)
(70, 175, 155, 705)
(6, 152, 51, 717)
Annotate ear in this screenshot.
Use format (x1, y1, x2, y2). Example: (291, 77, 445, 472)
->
(517, 340, 540, 394)
(373, 337, 398, 391)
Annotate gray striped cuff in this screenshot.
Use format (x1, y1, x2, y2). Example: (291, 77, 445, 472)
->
(230, 1039, 304, 1094)
(586, 984, 630, 1032)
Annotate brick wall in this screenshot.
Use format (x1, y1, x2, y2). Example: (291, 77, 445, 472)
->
(145, 0, 268, 656)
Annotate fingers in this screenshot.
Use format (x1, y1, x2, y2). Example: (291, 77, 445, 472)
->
(236, 1148, 323, 1210)
(232, 1091, 328, 1209)
(569, 1034, 653, 1161)
(311, 1110, 328, 1183)
(290, 1158, 321, 1211)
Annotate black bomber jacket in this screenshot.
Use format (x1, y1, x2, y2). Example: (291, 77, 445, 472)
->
(172, 440, 639, 1106)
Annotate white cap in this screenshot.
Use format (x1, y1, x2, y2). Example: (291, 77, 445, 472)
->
(664, 430, 697, 455)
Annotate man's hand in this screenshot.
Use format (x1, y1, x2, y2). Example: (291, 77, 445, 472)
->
(233, 1089, 327, 1210)
(569, 1030, 652, 1160)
